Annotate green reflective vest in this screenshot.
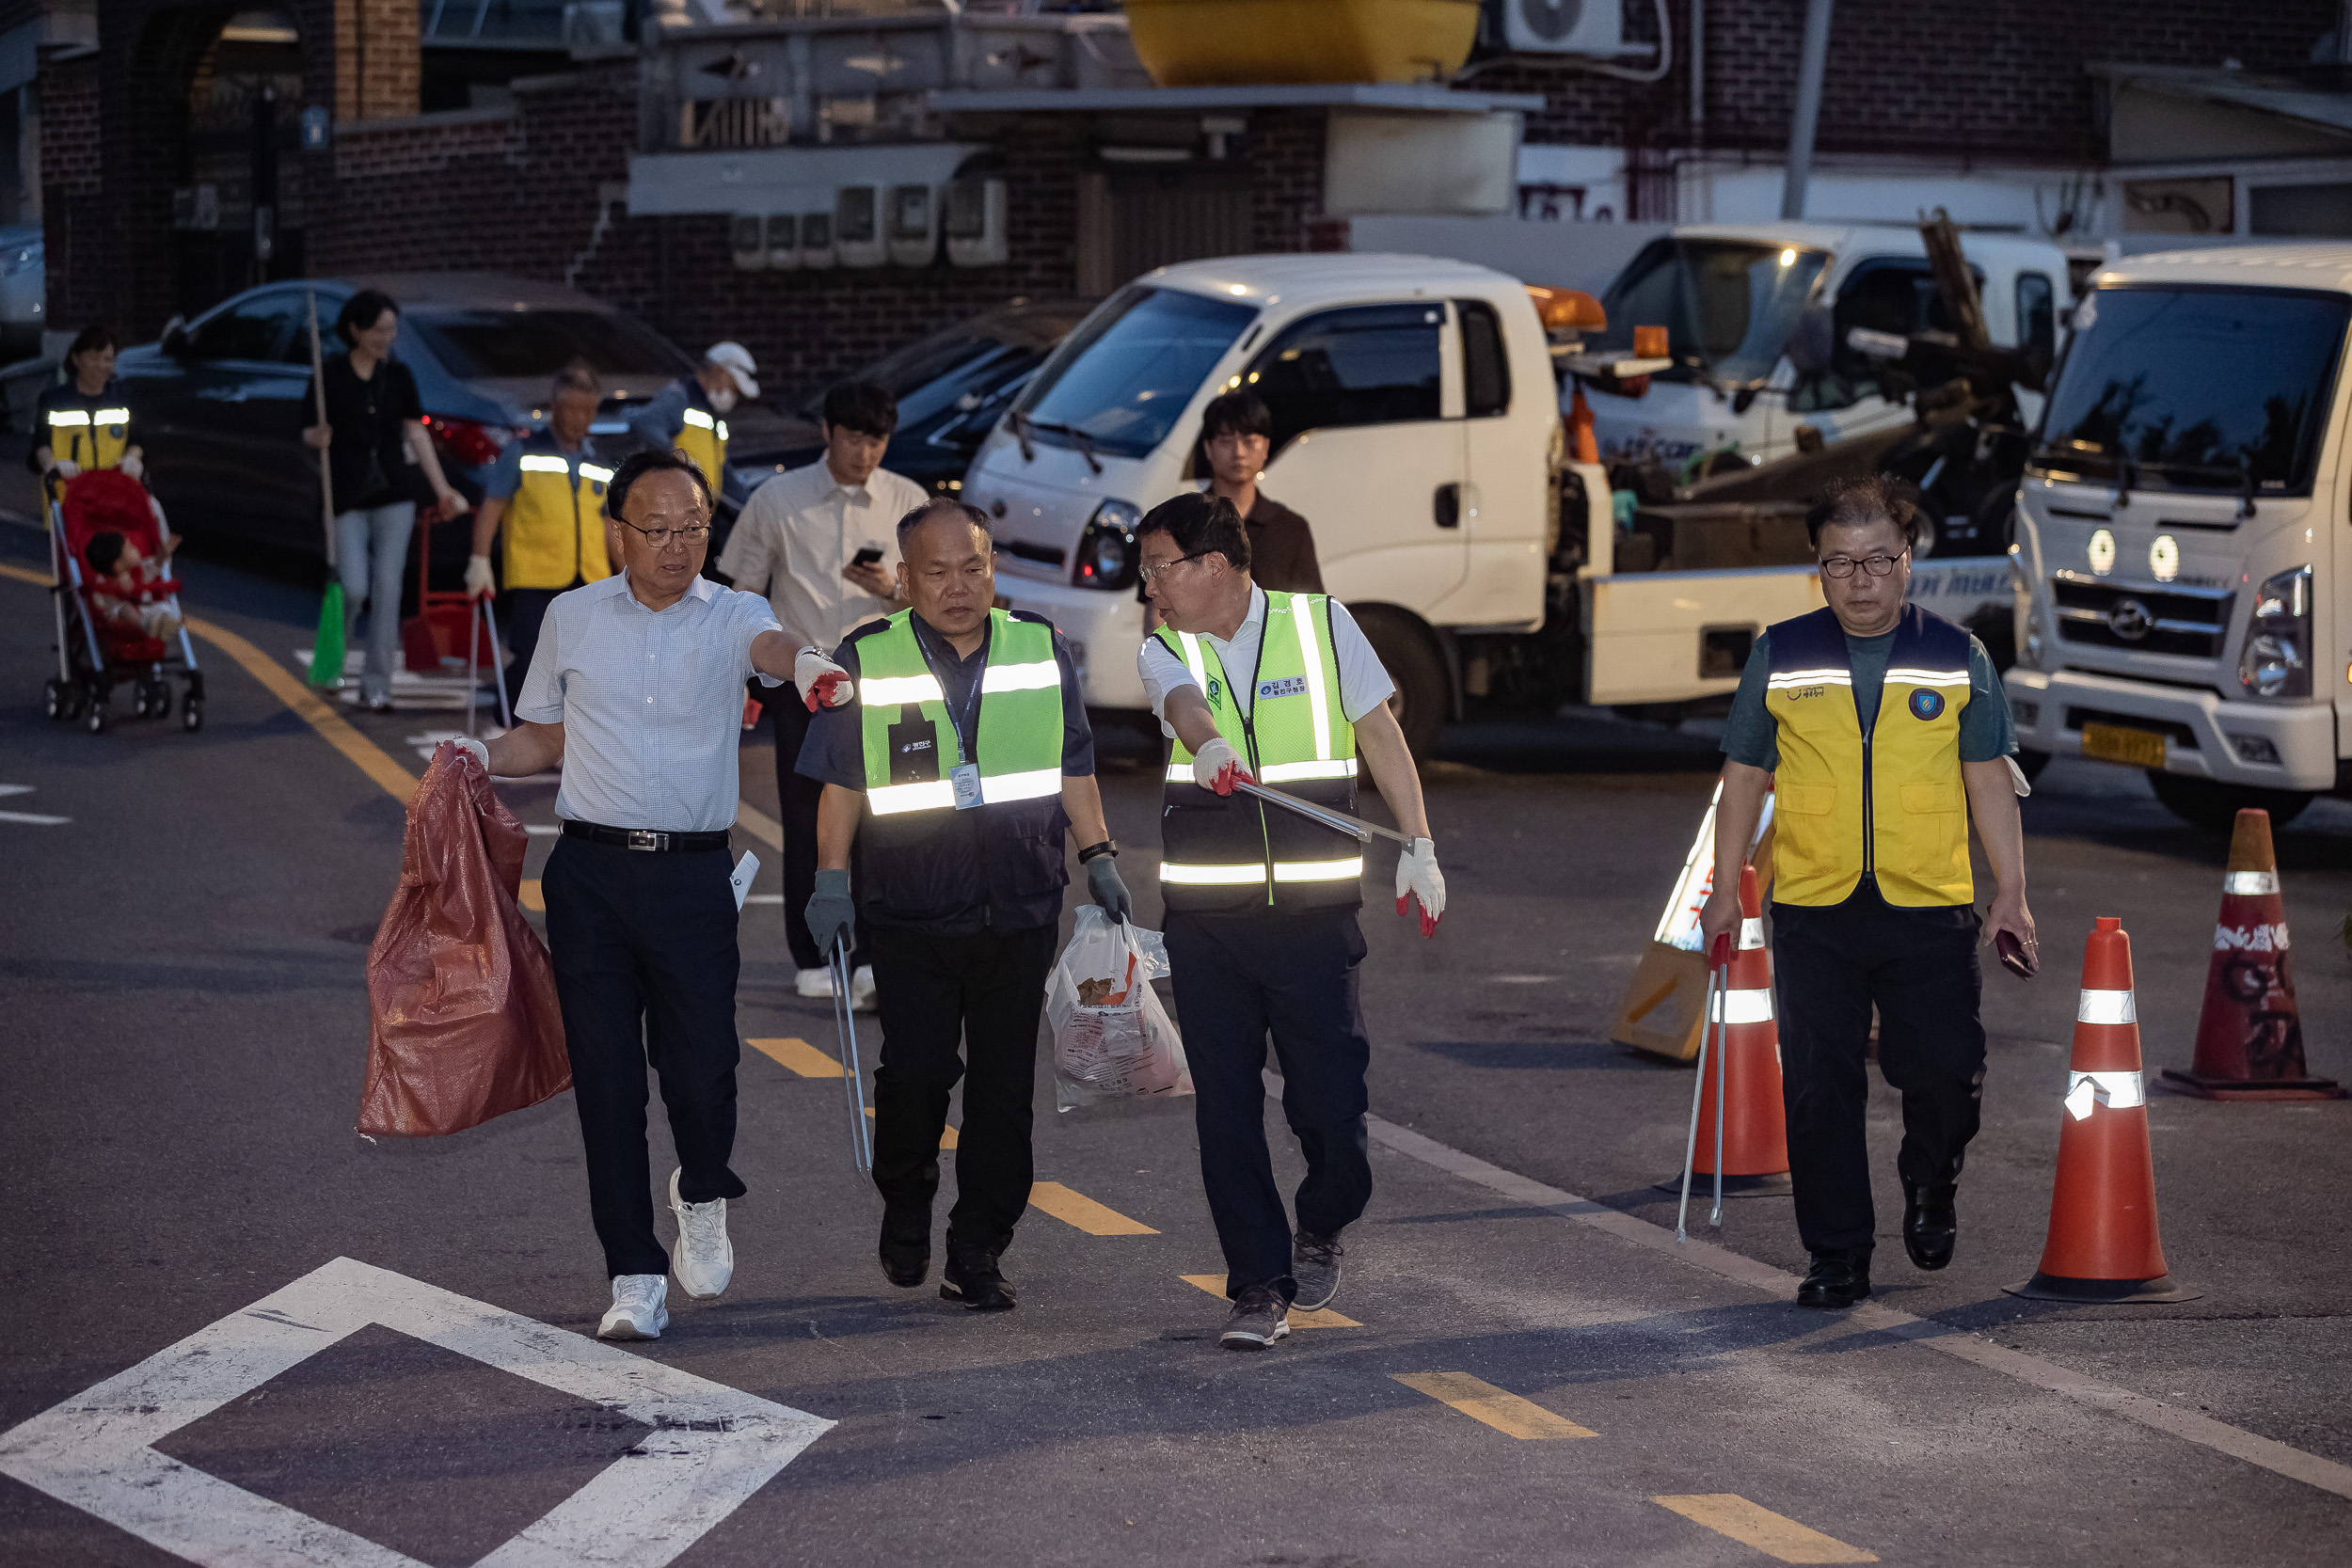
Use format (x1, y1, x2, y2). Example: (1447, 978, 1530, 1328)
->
(857, 608, 1065, 821)
(1155, 590, 1362, 913)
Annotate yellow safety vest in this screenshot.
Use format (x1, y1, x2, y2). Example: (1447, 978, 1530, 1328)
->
(500, 442, 615, 591)
(1763, 604, 1975, 907)
(674, 393, 729, 498)
(46, 400, 133, 470)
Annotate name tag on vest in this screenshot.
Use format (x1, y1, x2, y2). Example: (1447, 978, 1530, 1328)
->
(1258, 675, 1310, 701)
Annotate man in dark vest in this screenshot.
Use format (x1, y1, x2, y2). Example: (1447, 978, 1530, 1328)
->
(1701, 475, 2035, 1309)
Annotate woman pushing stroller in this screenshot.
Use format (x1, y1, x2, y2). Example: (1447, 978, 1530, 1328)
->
(30, 324, 143, 486)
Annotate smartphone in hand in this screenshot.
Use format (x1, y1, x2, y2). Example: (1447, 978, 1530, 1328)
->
(850, 546, 884, 568)
(1994, 929, 2037, 979)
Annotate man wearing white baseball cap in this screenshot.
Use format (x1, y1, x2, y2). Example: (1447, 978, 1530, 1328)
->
(631, 341, 760, 501)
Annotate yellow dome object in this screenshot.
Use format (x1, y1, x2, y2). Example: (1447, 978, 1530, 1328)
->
(1123, 0, 1481, 87)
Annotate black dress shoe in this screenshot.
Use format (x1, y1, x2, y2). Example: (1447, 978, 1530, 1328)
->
(1902, 1180, 1959, 1272)
(879, 1204, 930, 1289)
(1795, 1249, 1872, 1309)
(940, 1243, 1017, 1312)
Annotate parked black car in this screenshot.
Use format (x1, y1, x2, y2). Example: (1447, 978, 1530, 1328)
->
(728, 297, 1091, 497)
(114, 274, 783, 564)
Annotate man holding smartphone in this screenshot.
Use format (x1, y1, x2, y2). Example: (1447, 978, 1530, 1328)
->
(1700, 476, 2033, 1312)
(717, 381, 925, 1009)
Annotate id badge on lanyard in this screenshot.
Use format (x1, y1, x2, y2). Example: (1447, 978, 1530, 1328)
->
(950, 763, 982, 811)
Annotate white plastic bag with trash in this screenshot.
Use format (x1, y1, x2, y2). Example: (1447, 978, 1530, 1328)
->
(1048, 905, 1192, 1109)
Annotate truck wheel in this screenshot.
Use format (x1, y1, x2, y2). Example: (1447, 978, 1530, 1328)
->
(1351, 605, 1447, 762)
(2146, 770, 2312, 832)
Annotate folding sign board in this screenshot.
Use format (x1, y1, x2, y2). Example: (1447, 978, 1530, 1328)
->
(1610, 783, 1775, 1062)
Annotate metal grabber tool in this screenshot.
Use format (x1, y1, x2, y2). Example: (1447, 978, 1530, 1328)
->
(829, 934, 873, 1171)
(1677, 931, 1733, 1243)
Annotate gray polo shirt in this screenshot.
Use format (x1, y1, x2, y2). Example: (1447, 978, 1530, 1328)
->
(516, 572, 783, 832)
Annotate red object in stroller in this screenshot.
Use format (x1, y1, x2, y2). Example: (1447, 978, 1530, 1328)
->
(42, 468, 205, 734)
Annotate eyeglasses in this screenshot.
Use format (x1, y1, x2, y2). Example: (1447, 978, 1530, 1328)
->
(1820, 549, 1910, 579)
(1138, 551, 1207, 585)
(620, 520, 712, 548)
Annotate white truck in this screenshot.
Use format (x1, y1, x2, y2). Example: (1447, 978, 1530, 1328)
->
(2005, 245, 2352, 830)
(1581, 222, 2072, 475)
(959, 252, 2009, 756)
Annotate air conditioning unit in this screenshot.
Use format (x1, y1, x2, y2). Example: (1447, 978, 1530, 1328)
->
(1498, 0, 1631, 56)
(887, 182, 938, 267)
(799, 211, 836, 269)
(945, 178, 1009, 267)
(729, 212, 767, 270)
(835, 185, 884, 267)
(765, 214, 799, 271)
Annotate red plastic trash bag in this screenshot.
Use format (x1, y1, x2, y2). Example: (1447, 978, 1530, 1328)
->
(358, 742, 570, 1134)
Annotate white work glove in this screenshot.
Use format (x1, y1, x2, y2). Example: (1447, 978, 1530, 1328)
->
(1395, 837, 1445, 938)
(1190, 736, 1251, 795)
(50, 459, 79, 480)
(464, 554, 497, 599)
(795, 645, 852, 711)
(447, 736, 490, 774)
(119, 453, 145, 482)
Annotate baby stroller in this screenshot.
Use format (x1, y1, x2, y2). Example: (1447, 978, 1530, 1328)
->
(42, 468, 205, 735)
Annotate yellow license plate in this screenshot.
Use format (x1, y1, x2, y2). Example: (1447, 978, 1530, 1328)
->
(2081, 721, 2168, 768)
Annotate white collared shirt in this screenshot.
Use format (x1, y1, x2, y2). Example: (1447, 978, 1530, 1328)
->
(516, 572, 784, 832)
(716, 458, 929, 653)
(1136, 584, 1394, 736)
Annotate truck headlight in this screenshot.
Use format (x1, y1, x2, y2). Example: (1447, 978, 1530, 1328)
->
(2239, 565, 2312, 699)
(1073, 499, 1141, 590)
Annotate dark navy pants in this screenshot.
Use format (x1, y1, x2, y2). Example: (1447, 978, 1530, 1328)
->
(1165, 909, 1374, 1303)
(1772, 879, 1986, 1257)
(544, 836, 749, 1279)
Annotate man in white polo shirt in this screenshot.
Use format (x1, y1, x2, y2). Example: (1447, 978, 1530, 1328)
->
(717, 379, 927, 1009)
(463, 449, 807, 1342)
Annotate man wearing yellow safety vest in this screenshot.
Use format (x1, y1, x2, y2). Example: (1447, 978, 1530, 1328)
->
(797, 498, 1127, 1313)
(628, 341, 757, 501)
(1701, 476, 2036, 1311)
(467, 362, 615, 707)
(1135, 492, 1446, 1351)
(31, 325, 144, 485)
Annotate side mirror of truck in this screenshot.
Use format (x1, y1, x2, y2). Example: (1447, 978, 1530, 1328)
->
(1783, 304, 1833, 376)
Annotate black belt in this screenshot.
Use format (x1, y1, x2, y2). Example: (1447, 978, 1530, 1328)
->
(561, 820, 730, 853)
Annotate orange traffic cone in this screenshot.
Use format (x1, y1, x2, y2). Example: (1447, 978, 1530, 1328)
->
(1655, 864, 1792, 1196)
(2007, 918, 2199, 1303)
(2161, 809, 2344, 1101)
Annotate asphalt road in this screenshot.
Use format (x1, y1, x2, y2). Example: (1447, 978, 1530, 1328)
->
(4, 510, 2349, 1566)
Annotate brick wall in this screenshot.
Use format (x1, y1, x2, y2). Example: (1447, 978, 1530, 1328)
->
(1249, 108, 1327, 252)
(1486, 0, 2344, 162)
(38, 55, 98, 198)
(334, 0, 419, 123)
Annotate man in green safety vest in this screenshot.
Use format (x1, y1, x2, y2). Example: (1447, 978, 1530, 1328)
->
(1136, 491, 1447, 1351)
(797, 498, 1128, 1312)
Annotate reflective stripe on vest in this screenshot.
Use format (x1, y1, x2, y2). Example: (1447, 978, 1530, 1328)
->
(674, 396, 729, 496)
(47, 404, 132, 470)
(856, 610, 1063, 817)
(501, 446, 612, 590)
(1154, 591, 1361, 912)
(1762, 603, 1973, 909)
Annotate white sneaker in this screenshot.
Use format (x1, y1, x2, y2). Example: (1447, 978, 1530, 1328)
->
(850, 964, 878, 1013)
(796, 966, 836, 998)
(598, 1274, 669, 1340)
(669, 1167, 734, 1299)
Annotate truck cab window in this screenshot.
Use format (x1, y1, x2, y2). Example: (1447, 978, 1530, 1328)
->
(1457, 299, 1510, 418)
(2016, 271, 2056, 366)
(1796, 259, 1986, 413)
(1243, 302, 1443, 454)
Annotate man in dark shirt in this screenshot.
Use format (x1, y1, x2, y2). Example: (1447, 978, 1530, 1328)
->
(798, 499, 1129, 1312)
(1199, 390, 1323, 594)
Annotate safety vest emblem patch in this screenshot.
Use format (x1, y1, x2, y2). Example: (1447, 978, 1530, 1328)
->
(1258, 675, 1309, 701)
(1909, 688, 1946, 721)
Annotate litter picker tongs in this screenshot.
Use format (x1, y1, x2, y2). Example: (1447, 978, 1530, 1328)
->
(1676, 931, 1733, 1243)
(828, 934, 873, 1170)
(1230, 777, 1411, 846)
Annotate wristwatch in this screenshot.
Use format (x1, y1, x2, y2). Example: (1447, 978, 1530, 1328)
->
(1077, 840, 1118, 863)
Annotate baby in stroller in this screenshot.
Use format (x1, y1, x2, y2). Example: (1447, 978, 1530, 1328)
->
(84, 529, 183, 643)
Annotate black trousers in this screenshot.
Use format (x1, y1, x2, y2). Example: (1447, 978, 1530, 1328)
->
(771, 685, 869, 973)
(501, 586, 564, 708)
(1165, 909, 1374, 1303)
(1772, 880, 1987, 1256)
(544, 836, 749, 1279)
(868, 921, 1057, 1255)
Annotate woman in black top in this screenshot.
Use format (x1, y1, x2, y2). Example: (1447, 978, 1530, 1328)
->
(299, 289, 466, 712)
(31, 324, 143, 484)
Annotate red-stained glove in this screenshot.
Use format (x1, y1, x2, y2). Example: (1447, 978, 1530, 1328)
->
(794, 646, 852, 712)
(1394, 837, 1445, 939)
(1190, 736, 1252, 797)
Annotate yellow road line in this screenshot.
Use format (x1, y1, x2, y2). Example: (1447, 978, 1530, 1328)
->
(517, 879, 545, 912)
(1179, 1274, 1359, 1328)
(1029, 1180, 1158, 1236)
(1652, 1496, 1877, 1564)
(749, 1037, 842, 1077)
(1390, 1372, 1595, 1439)
(862, 1105, 959, 1148)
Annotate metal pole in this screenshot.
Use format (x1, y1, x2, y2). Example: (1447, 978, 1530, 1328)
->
(1710, 976, 1727, 1227)
(479, 595, 513, 730)
(1688, 0, 1705, 150)
(1676, 960, 1719, 1243)
(1778, 0, 1835, 221)
(466, 596, 481, 739)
